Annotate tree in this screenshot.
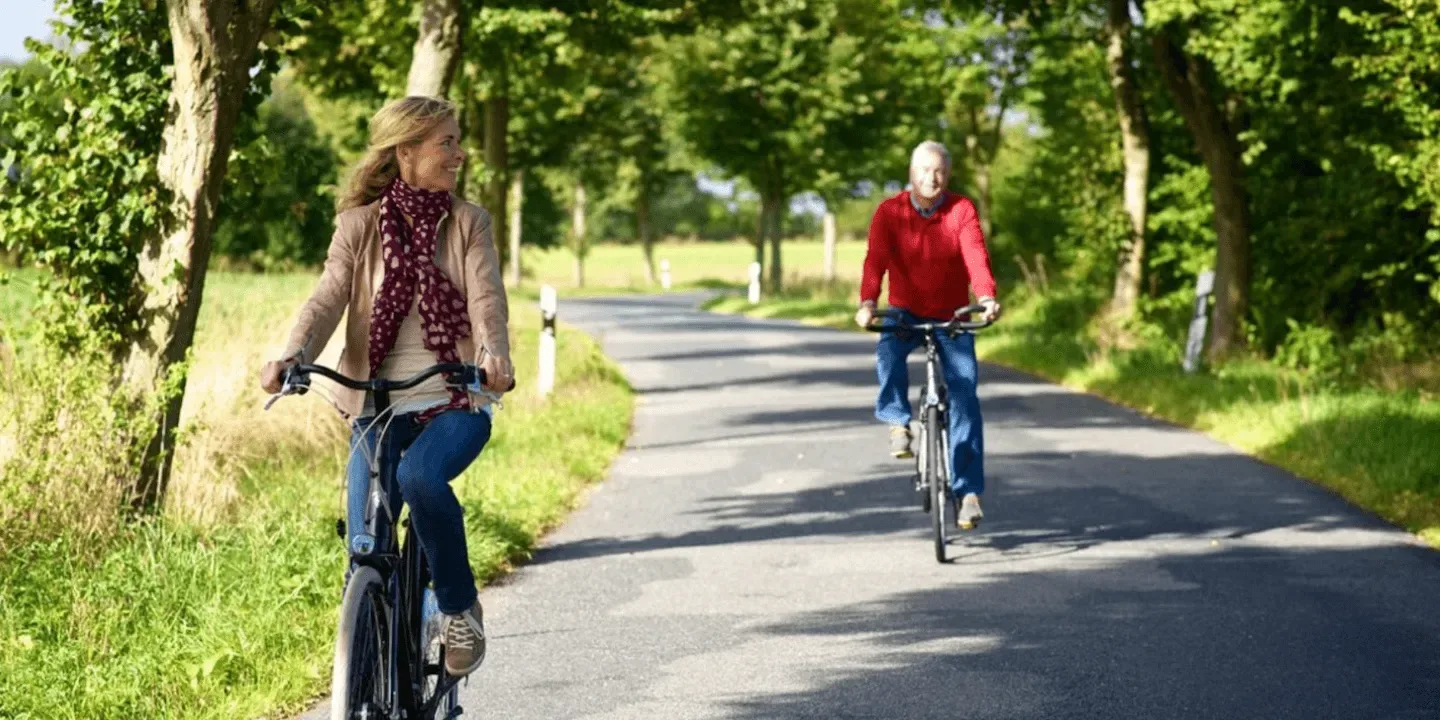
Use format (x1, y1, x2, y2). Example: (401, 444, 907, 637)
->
(121, 0, 282, 509)
(1104, 0, 1151, 318)
(662, 0, 923, 290)
(407, 0, 465, 96)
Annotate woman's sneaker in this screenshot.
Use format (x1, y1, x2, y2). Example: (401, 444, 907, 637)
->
(443, 600, 487, 677)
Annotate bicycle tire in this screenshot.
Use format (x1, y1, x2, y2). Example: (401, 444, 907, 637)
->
(927, 407, 948, 563)
(331, 566, 389, 720)
(914, 420, 931, 513)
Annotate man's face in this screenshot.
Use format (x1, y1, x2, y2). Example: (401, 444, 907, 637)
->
(909, 150, 950, 203)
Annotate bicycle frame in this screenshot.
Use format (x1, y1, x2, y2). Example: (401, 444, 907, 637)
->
(271, 362, 498, 719)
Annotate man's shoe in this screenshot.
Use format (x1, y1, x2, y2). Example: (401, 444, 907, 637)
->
(890, 426, 913, 459)
(958, 493, 984, 530)
(443, 599, 487, 677)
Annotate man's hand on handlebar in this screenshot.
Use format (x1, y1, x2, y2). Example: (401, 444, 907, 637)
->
(855, 301, 877, 329)
(968, 296, 1002, 324)
(979, 296, 1003, 323)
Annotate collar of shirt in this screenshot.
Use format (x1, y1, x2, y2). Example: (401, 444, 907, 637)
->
(910, 190, 946, 218)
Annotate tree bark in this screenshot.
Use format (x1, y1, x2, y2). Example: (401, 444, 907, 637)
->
(753, 195, 768, 269)
(1107, 0, 1151, 319)
(637, 185, 656, 285)
(572, 179, 587, 288)
(767, 189, 784, 291)
(483, 87, 510, 271)
(1151, 30, 1251, 360)
(405, 0, 464, 98)
(507, 168, 523, 287)
(122, 0, 279, 512)
(822, 210, 837, 283)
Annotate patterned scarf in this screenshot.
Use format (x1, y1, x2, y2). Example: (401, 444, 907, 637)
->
(368, 177, 472, 421)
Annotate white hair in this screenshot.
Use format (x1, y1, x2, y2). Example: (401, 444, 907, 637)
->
(910, 140, 951, 168)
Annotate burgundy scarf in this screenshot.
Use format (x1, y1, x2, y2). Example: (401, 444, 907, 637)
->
(368, 177, 472, 421)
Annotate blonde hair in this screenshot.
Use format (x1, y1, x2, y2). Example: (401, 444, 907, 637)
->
(337, 96, 458, 211)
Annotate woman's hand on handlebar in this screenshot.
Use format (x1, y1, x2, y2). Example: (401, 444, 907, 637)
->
(260, 356, 298, 394)
(480, 353, 513, 393)
(968, 297, 1002, 323)
(855, 301, 877, 329)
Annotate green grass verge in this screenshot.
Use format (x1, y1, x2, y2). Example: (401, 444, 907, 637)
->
(704, 284, 1440, 548)
(0, 275, 633, 719)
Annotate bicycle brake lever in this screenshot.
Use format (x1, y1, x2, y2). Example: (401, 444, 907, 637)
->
(264, 392, 284, 411)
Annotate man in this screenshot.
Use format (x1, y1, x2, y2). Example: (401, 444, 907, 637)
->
(855, 140, 1001, 530)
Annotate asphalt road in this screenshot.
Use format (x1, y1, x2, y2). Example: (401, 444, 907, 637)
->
(306, 292, 1440, 720)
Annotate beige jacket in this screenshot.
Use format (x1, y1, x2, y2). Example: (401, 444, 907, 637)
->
(281, 198, 510, 419)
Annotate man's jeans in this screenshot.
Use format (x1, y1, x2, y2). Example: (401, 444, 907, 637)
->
(346, 409, 492, 614)
(874, 309, 985, 497)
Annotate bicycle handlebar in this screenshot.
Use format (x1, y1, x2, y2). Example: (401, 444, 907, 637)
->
(864, 304, 994, 334)
(266, 362, 516, 411)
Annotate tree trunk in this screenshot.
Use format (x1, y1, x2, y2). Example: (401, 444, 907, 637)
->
(122, 0, 279, 512)
(822, 210, 837, 283)
(638, 186, 656, 285)
(405, 0, 464, 98)
(1107, 0, 1151, 320)
(767, 189, 784, 291)
(507, 169, 523, 286)
(572, 179, 587, 288)
(1151, 31, 1251, 360)
(753, 196, 768, 269)
(483, 89, 510, 271)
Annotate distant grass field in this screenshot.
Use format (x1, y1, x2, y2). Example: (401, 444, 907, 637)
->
(521, 237, 869, 292)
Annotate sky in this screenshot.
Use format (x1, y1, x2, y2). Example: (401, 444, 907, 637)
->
(0, 1, 55, 64)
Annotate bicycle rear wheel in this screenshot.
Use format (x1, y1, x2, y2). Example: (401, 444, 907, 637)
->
(927, 407, 950, 563)
(331, 566, 390, 720)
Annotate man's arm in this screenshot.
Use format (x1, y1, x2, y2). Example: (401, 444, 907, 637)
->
(955, 197, 1001, 320)
(856, 202, 892, 326)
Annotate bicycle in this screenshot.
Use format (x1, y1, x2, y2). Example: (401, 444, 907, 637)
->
(266, 361, 509, 720)
(866, 305, 992, 563)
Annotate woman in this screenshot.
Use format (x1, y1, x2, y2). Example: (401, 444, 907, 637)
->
(259, 96, 511, 678)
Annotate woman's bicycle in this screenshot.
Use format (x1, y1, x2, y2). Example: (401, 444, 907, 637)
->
(866, 305, 992, 563)
(267, 361, 507, 720)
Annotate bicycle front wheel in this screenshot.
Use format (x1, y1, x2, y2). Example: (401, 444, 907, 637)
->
(331, 566, 390, 720)
(927, 407, 949, 563)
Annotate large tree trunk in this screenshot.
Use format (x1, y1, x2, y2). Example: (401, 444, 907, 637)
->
(507, 169, 523, 286)
(767, 189, 784, 291)
(122, 0, 279, 512)
(822, 210, 837, 283)
(405, 0, 464, 98)
(637, 186, 656, 285)
(483, 87, 510, 271)
(572, 179, 587, 288)
(1107, 0, 1151, 319)
(1152, 31, 1251, 360)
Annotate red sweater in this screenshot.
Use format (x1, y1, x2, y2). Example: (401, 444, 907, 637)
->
(860, 191, 997, 320)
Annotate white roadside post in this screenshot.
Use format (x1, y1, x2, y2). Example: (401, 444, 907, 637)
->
(538, 284, 558, 397)
(1182, 269, 1215, 374)
(660, 259, 672, 291)
(748, 261, 762, 304)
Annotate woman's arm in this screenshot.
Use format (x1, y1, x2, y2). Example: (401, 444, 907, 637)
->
(281, 218, 357, 365)
(462, 208, 511, 364)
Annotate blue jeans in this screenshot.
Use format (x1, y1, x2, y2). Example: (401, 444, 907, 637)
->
(346, 409, 493, 614)
(874, 309, 985, 497)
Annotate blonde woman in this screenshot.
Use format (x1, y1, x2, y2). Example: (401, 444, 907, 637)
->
(259, 96, 510, 677)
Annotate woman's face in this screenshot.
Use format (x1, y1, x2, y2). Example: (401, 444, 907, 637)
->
(398, 116, 465, 192)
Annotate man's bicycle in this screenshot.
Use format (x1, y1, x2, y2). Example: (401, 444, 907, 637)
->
(866, 306, 992, 563)
(267, 361, 507, 720)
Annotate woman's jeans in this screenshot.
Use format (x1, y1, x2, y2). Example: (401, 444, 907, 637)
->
(346, 409, 492, 614)
(874, 308, 985, 497)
